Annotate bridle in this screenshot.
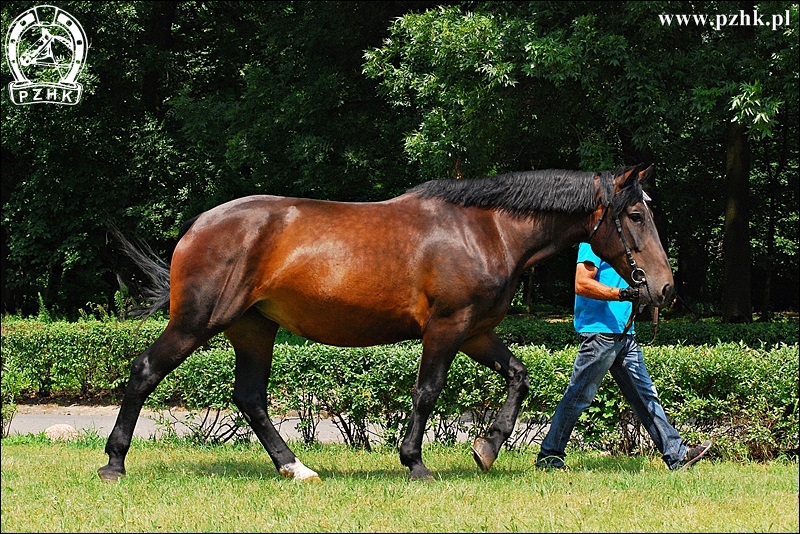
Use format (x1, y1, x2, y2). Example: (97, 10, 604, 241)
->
(588, 190, 659, 344)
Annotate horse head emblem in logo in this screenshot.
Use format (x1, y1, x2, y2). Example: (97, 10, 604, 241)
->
(5, 5, 88, 105)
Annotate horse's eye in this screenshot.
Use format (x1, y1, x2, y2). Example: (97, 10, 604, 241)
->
(629, 212, 644, 223)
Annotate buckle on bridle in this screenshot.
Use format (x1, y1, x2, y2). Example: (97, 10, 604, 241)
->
(631, 267, 646, 286)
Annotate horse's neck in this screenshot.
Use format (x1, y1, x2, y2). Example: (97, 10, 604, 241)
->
(495, 210, 589, 271)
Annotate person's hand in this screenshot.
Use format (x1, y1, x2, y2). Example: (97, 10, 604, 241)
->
(619, 287, 639, 301)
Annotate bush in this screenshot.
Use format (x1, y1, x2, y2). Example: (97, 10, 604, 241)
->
(644, 342, 799, 461)
(1, 358, 23, 437)
(496, 314, 799, 347)
(1, 319, 165, 398)
(1, 316, 797, 459)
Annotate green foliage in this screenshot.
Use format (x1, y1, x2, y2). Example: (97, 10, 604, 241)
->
(1, 1, 798, 323)
(364, 7, 521, 179)
(2, 438, 798, 532)
(730, 80, 783, 141)
(496, 314, 800, 348)
(646, 342, 799, 461)
(1, 316, 797, 458)
(36, 294, 52, 324)
(268, 342, 421, 449)
(0, 318, 164, 397)
(1, 356, 22, 437)
(148, 348, 236, 410)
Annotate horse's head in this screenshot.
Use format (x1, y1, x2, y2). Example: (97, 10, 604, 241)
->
(588, 164, 674, 308)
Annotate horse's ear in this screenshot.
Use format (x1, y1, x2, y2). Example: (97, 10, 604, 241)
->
(618, 164, 643, 188)
(638, 164, 654, 183)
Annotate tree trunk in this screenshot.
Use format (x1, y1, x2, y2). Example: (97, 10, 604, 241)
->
(758, 119, 788, 321)
(675, 237, 709, 314)
(721, 121, 752, 323)
(141, 1, 177, 114)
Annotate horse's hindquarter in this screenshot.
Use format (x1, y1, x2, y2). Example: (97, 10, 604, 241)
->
(171, 195, 515, 346)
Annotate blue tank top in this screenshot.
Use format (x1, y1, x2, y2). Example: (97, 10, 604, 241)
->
(573, 242, 634, 334)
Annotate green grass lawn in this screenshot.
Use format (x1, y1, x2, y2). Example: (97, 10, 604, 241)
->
(2, 434, 797, 532)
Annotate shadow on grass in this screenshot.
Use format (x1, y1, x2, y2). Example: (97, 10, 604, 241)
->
(571, 453, 653, 472)
(167, 463, 546, 482)
(146, 450, 656, 482)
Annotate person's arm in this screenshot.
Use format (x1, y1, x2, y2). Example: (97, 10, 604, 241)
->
(575, 261, 624, 301)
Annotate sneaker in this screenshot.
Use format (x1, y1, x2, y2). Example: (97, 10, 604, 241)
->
(678, 440, 713, 470)
(536, 455, 566, 470)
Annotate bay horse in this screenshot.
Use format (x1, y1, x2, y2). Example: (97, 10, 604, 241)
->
(99, 163, 673, 482)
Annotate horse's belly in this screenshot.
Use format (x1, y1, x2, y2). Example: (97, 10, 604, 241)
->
(254, 295, 423, 347)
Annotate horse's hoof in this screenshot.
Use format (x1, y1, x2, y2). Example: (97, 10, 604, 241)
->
(97, 465, 125, 482)
(408, 467, 435, 481)
(279, 459, 320, 482)
(471, 437, 496, 472)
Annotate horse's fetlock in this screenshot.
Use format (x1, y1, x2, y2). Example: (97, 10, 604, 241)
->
(399, 446, 419, 468)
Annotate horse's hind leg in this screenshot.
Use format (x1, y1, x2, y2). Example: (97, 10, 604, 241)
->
(461, 331, 530, 472)
(98, 322, 209, 481)
(225, 309, 319, 481)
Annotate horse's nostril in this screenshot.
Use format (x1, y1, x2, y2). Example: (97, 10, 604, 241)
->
(663, 284, 674, 301)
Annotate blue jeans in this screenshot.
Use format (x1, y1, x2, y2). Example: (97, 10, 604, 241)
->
(538, 333, 687, 469)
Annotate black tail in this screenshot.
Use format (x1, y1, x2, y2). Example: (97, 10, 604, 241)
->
(108, 226, 171, 321)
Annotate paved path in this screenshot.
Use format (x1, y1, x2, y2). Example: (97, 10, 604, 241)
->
(7, 404, 484, 445)
(6, 404, 346, 442)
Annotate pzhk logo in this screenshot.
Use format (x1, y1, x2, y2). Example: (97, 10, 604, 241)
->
(5, 5, 88, 105)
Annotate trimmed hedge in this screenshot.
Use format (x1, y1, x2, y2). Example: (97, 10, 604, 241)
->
(1, 319, 164, 397)
(1, 316, 797, 459)
(496, 314, 800, 347)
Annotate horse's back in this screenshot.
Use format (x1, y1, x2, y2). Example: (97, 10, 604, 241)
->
(170, 194, 497, 345)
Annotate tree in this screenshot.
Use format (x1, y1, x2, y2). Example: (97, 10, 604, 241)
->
(364, 1, 799, 319)
(1, 1, 438, 316)
(2, 1, 153, 314)
(2, 1, 797, 318)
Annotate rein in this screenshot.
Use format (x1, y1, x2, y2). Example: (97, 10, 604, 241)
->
(589, 197, 659, 345)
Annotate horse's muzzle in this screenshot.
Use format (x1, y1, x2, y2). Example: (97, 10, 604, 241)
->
(654, 283, 674, 308)
(639, 282, 674, 308)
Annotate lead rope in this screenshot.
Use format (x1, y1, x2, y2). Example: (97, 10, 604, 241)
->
(649, 306, 659, 345)
(622, 306, 659, 344)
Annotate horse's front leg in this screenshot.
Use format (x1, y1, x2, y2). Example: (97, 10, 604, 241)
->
(399, 321, 464, 480)
(461, 331, 530, 472)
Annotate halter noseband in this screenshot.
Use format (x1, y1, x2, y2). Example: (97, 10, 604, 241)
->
(588, 201, 648, 291)
(588, 190, 657, 340)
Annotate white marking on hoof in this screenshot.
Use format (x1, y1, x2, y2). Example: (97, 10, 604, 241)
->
(279, 459, 320, 482)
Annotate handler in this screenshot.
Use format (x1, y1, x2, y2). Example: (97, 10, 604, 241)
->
(536, 242, 712, 470)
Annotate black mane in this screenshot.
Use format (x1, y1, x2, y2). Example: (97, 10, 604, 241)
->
(409, 167, 642, 217)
